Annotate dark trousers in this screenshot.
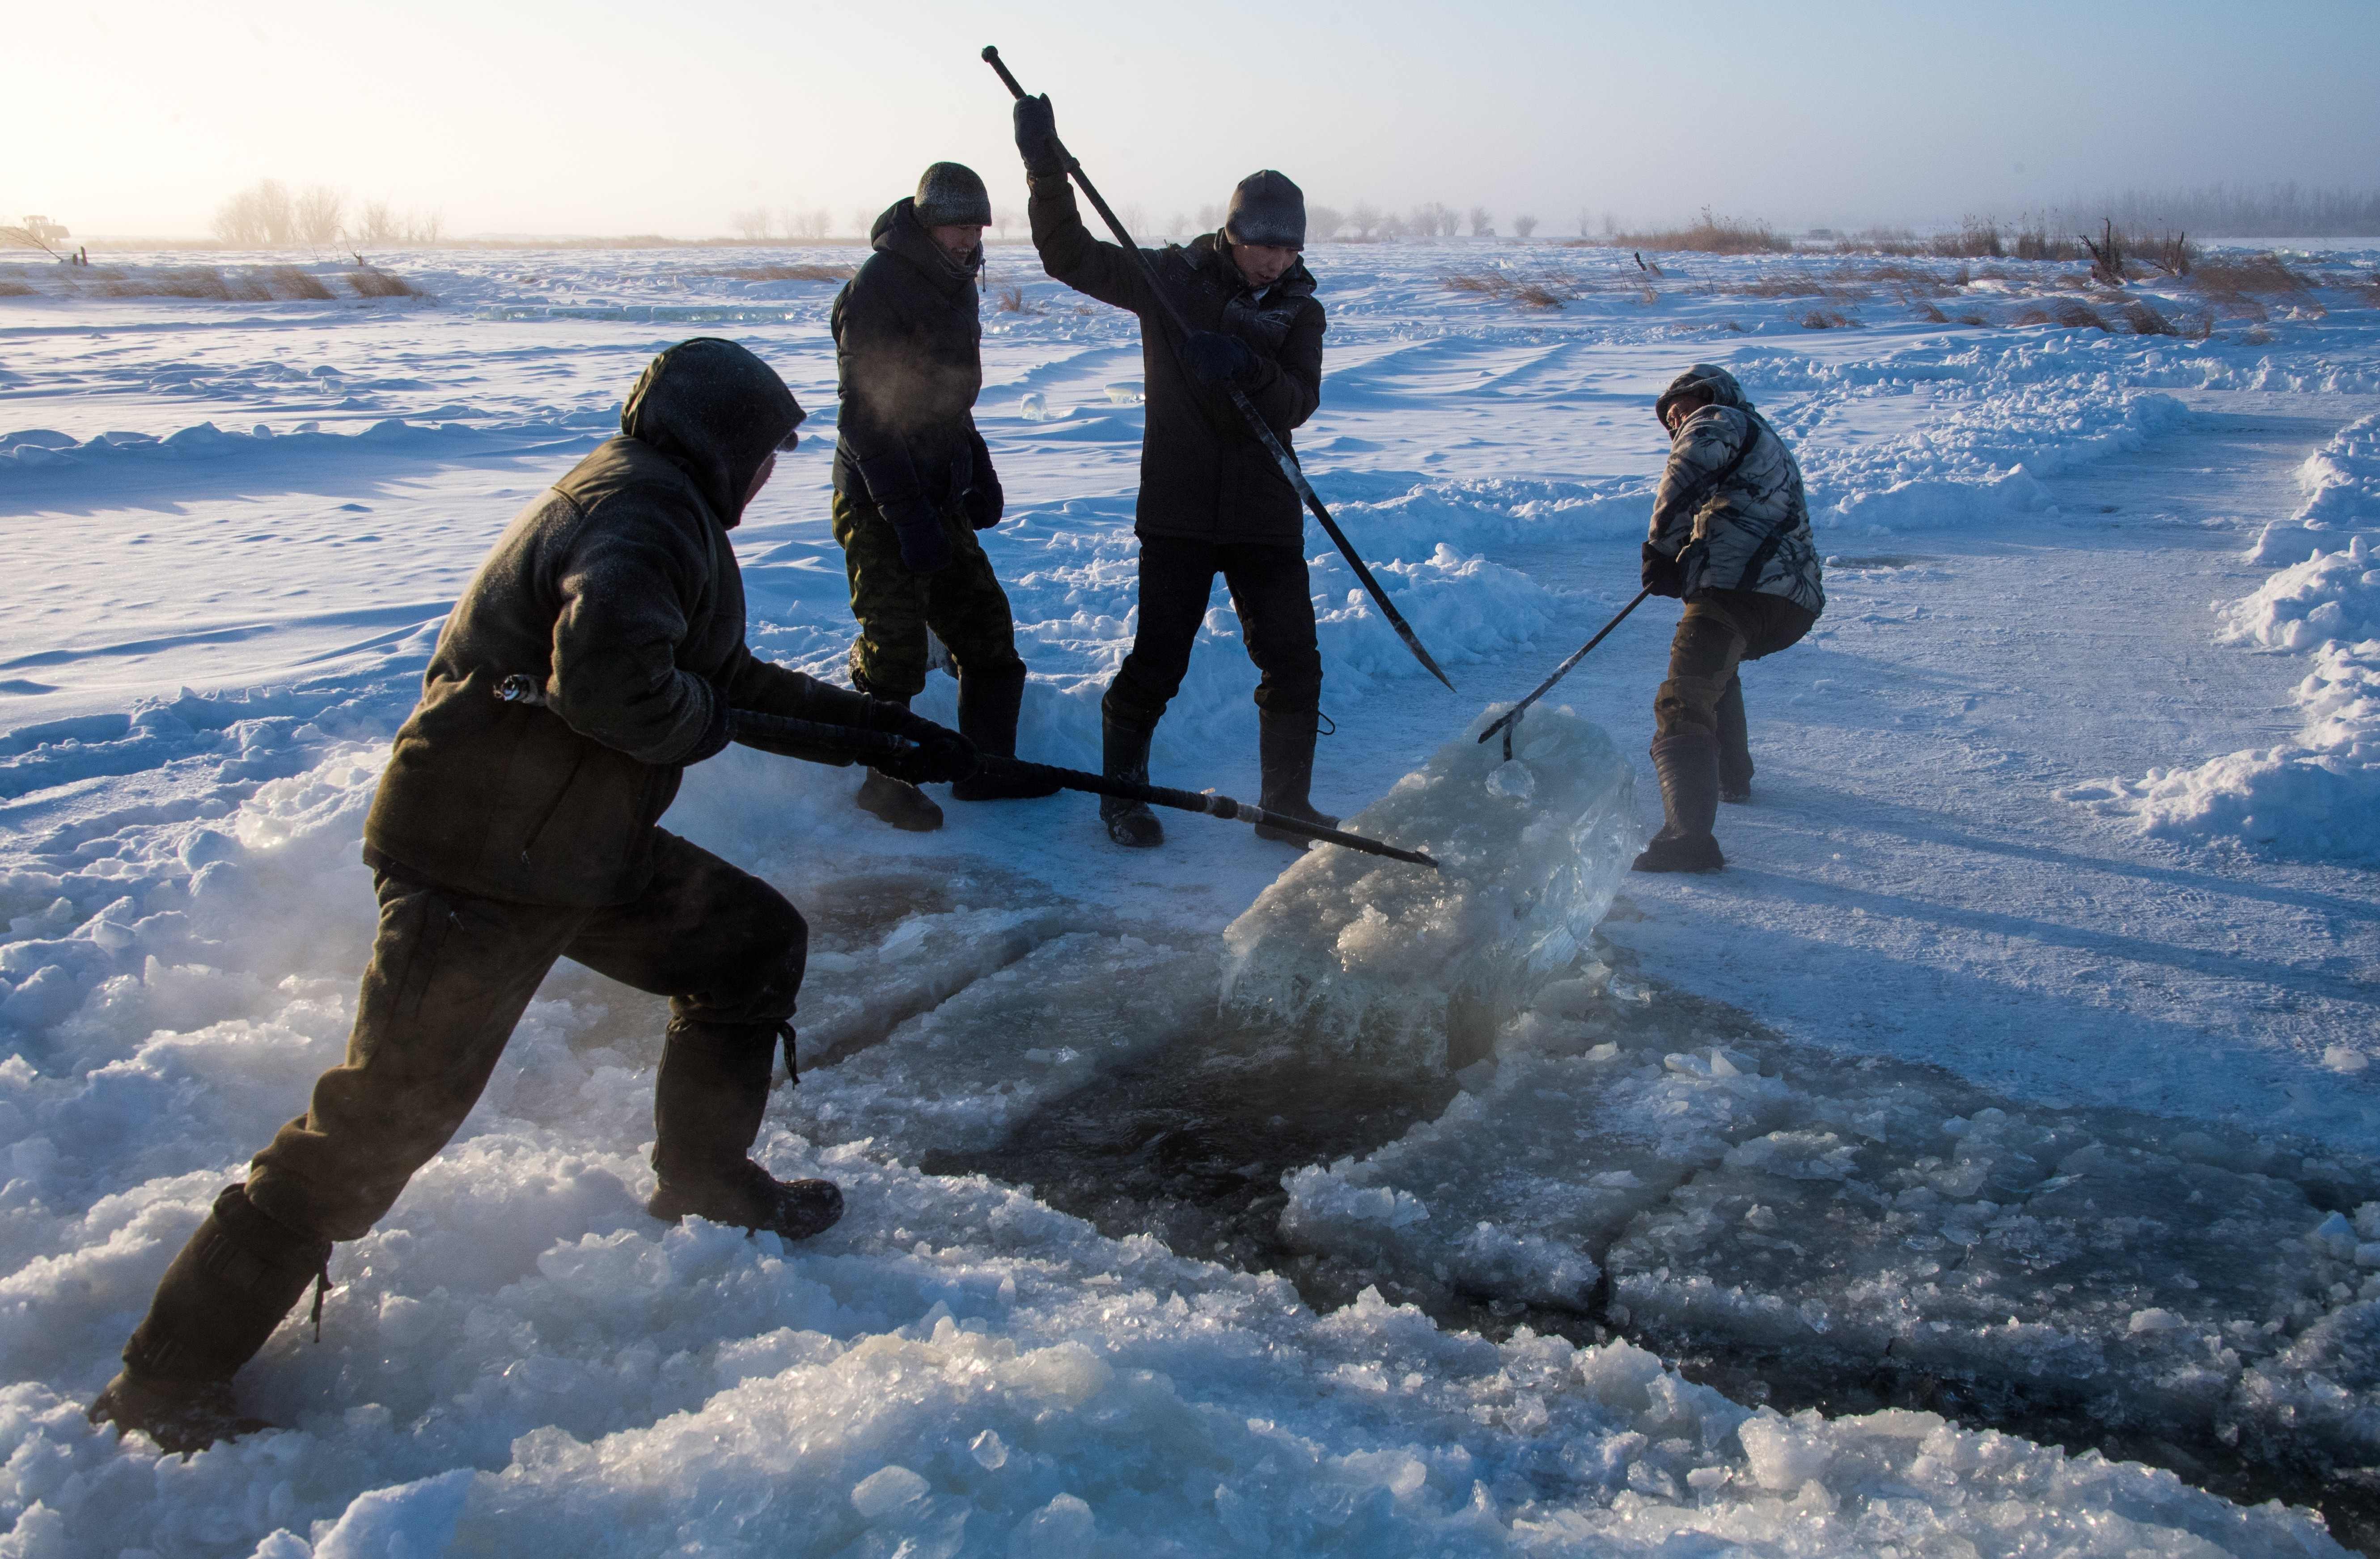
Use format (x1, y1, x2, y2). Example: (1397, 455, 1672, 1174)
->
(832, 491, 1025, 700)
(1103, 535, 1321, 733)
(245, 830, 805, 1241)
(1654, 587, 1817, 761)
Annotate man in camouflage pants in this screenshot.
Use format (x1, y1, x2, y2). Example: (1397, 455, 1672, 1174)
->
(831, 161, 1059, 831)
(1635, 364, 1825, 873)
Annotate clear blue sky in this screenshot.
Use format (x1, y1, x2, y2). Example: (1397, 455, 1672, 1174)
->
(13, 0, 2379, 237)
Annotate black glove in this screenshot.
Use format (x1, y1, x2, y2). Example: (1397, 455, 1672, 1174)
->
(1013, 95, 1064, 178)
(1181, 330, 1257, 386)
(885, 496, 952, 573)
(961, 429, 1002, 530)
(872, 708, 978, 786)
(1641, 541, 1685, 598)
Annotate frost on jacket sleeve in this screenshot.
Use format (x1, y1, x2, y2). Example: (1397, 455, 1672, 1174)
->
(545, 514, 721, 766)
(831, 272, 927, 508)
(1647, 407, 1755, 556)
(1027, 174, 1152, 316)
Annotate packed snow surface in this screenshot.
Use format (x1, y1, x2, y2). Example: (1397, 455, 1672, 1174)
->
(4, 240, 2380, 1552)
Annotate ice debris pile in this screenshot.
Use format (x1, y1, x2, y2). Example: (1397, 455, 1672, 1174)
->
(1281, 978, 2380, 1490)
(2073, 416, 2380, 864)
(2252, 412, 2380, 564)
(1222, 706, 1638, 1065)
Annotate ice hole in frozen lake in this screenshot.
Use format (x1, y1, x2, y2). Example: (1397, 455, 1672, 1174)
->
(816, 713, 2380, 1531)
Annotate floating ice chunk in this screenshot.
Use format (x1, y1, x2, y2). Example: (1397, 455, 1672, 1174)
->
(1010, 1494, 1095, 1559)
(2314, 1210, 2358, 1258)
(850, 1464, 929, 1518)
(1451, 1221, 1600, 1308)
(312, 1470, 473, 1559)
(1736, 1409, 1835, 1491)
(2127, 1306, 2185, 1334)
(1282, 1164, 1431, 1230)
(1222, 706, 1637, 1064)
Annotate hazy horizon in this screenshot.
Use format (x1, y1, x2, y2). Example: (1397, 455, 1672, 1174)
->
(11, 0, 2380, 241)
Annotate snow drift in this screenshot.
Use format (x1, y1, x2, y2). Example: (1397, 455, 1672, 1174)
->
(2076, 416, 2380, 864)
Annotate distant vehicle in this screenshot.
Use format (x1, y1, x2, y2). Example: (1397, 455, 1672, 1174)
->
(22, 216, 71, 246)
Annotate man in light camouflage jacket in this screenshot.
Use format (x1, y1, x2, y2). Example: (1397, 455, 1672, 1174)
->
(1635, 364, 1825, 872)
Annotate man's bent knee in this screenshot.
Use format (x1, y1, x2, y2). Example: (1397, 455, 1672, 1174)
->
(1654, 676, 1730, 741)
(848, 638, 929, 703)
(676, 906, 806, 1029)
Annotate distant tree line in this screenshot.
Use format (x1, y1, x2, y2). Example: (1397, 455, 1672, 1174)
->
(213, 179, 444, 248)
(730, 206, 835, 241)
(2041, 183, 2380, 238)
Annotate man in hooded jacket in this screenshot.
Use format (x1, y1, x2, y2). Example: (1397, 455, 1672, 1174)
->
(88, 338, 975, 1454)
(1635, 363, 1825, 872)
(1012, 95, 1334, 850)
(832, 161, 1059, 832)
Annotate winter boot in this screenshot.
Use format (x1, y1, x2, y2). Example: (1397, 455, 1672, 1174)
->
(852, 694, 944, 832)
(949, 666, 1063, 802)
(1252, 707, 1338, 848)
(89, 1183, 333, 1454)
(648, 1160, 844, 1242)
(1716, 675, 1754, 804)
(648, 1019, 844, 1242)
(1099, 714, 1164, 848)
(1632, 730, 1726, 873)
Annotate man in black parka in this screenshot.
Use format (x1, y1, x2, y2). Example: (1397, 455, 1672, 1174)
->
(831, 162, 1058, 832)
(89, 338, 974, 1453)
(1012, 97, 1333, 848)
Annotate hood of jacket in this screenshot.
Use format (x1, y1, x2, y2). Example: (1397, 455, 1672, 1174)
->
(619, 337, 805, 528)
(872, 198, 982, 294)
(1654, 363, 1753, 429)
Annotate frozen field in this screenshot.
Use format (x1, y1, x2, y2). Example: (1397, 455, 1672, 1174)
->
(2, 238, 2379, 1554)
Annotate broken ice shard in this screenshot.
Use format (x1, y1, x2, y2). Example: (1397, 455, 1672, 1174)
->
(1221, 705, 1638, 1068)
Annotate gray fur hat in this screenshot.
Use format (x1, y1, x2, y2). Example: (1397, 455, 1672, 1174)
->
(1224, 169, 1305, 249)
(915, 161, 992, 228)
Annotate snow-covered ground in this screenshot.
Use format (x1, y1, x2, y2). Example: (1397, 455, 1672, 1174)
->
(3, 239, 2379, 1554)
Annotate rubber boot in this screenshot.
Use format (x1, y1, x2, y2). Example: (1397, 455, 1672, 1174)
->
(852, 694, 943, 832)
(949, 666, 1063, 802)
(648, 1019, 843, 1242)
(89, 1183, 332, 1454)
(1716, 674, 1753, 804)
(1253, 707, 1339, 848)
(1099, 714, 1164, 848)
(1632, 730, 1726, 873)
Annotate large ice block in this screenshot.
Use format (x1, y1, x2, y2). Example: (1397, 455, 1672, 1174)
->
(1221, 705, 1639, 1067)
